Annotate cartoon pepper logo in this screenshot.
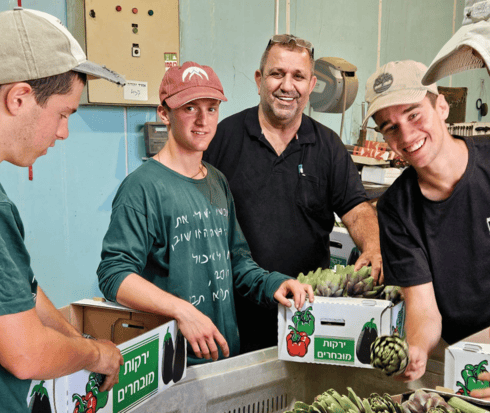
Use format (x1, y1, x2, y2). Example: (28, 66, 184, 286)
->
(292, 306, 315, 336)
(456, 360, 490, 396)
(286, 306, 315, 357)
(72, 373, 108, 413)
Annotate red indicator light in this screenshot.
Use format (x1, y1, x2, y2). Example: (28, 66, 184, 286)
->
(132, 7, 138, 14)
(116, 5, 122, 11)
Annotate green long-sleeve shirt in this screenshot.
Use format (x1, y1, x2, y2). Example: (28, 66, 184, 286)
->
(97, 159, 290, 364)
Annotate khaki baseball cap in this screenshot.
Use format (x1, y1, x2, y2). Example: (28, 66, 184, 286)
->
(0, 8, 125, 85)
(423, 0, 490, 85)
(159, 61, 227, 108)
(362, 60, 439, 128)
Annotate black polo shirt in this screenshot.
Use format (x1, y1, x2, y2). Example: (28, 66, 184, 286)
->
(203, 106, 367, 352)
(204, 106, 367, 277)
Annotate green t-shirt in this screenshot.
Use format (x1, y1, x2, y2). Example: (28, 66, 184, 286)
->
(97, 160, 290, 364)
(0, 183, 38, 412)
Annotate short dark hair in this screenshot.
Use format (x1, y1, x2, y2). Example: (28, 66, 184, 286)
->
(259, 35, 315, 75)
(25, 71, 87, 107)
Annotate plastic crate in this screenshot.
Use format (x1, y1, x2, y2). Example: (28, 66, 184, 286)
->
(129, 346, 444, 413)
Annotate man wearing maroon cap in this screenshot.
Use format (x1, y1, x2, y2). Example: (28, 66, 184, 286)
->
(97, 61, 313, 365)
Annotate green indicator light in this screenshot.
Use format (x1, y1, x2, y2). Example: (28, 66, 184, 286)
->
(148, 10, 154, 16)
(133, 27, 138, 34)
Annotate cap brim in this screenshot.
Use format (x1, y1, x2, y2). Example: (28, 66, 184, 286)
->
(362, 89, 428, 129)
(74, 60, 126, 86)
(165, 86, 228, 108)
(422, 21, 490, 85)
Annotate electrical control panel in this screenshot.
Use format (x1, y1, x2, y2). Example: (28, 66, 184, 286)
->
(67, 0, 179, 106)
(144, 122, 168, 157)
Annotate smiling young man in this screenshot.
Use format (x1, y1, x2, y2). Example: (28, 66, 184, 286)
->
(363, 60, 490, 387)
(97, 61, 313, 366)
(0, 8, 126, 412)
(203, 34, 382, 353)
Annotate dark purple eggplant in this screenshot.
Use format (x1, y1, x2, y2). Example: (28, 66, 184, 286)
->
(162, 327, 174, 384)
(172, 329, 186, 383)
(356, 318, 378, 364)
(29, 380, 52, 413)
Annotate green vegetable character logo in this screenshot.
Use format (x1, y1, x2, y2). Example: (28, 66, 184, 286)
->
(356, 318, 378, 364)
(456, 360, 490, 396)
(29, 380, 51, 413)
(292, 306, 315, 336)
(72, 373, 108, 413)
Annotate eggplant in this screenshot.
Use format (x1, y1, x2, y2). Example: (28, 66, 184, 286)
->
(172, 329, 186, 383)
(162, 327, 174, 384)
(29, 381, 52, 413)
(356, 318, 378, 364)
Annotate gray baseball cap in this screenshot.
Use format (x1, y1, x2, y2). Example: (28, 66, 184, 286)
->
(422, 0, 490, 85)
(362, 60, 439, 128)
(0, 8, 125, 85)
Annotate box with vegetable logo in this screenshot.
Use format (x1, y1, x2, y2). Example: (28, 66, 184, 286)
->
(444, 340, 490, 396)
(277, 296, 405, 368)
(26, 299, 186, 413)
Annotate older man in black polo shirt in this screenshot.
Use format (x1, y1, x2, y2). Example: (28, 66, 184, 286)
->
(204, 34, 382, 353)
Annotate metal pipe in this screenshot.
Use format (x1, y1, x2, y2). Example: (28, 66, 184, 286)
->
(286, 0, 290, 34)
(275, 0, 279, 34)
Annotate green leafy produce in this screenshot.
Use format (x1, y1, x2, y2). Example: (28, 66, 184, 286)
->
(370, 334, 409, 376)
(448, 396, 488, 413)
(297, 265, 402, 303)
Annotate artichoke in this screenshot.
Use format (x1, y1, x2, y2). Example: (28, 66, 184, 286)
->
(311, 265, 388, 299)
(367, 393, 402, 413)
(370, 335, 409, 376)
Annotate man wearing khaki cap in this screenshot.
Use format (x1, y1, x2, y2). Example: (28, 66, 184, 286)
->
(363, 60, 490, 393)
(97, 61, 313, 366)
(0, 7, 125, 411)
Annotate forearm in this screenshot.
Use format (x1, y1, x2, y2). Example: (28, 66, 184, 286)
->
(35, 287, 82, 338)
(404, 284, 442, 355)
(116, 273, 189, 322)
(341, 202, 380, 252)
(0, 308, 100, 380)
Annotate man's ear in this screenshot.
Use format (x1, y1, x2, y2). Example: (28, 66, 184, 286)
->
(308, 75, 317, 95)
(4, 83, 34, 116)
(254, 70, 262, 95)
(435, 93, 450, 122)
(157, 104, 171, 125)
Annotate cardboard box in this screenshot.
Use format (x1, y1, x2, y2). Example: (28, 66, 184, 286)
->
(361, 166, 402, 185)
(278, 297, 405, 368)
(329, 227, 360, 268)
(26, 299, 186, 413)
(445, 339, 490, 396)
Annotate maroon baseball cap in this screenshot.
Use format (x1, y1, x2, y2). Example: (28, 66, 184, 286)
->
(159, 61, 227, 108)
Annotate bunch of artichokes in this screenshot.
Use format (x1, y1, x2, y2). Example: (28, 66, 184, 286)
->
(285, 387, 404, 413)
(370, 335, 409, 376)
(402, 390, 460, 413)
(297, 265, 402, 303)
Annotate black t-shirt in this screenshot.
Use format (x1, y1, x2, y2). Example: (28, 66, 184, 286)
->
(378, 136, 490, 344)
(204, 106, 367, 352)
